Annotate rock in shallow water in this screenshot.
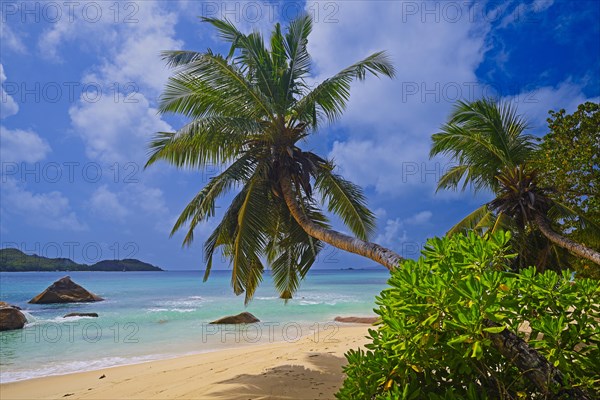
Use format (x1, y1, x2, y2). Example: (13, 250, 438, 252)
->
(210, 312, 260, 324)
(0, 303, 27, 331)
(0, 301, 21, 310)
(29, 276, 104, 304)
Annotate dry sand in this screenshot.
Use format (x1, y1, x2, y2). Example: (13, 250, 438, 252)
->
(1, 324, 372, 400)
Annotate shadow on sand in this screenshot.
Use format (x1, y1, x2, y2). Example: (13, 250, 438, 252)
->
(209, 352, 347, 400)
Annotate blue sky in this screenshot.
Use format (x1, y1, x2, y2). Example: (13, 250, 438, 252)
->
(1, 0, 599, 271)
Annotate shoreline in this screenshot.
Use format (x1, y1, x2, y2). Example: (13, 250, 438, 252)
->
(1, 324, 372, 400)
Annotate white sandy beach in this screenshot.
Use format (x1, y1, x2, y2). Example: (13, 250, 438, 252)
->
(1, 324, 372, 400)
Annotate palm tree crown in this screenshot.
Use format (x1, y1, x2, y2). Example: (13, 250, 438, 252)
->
(431, 98, 537, 194)
(146, 15, 397, 303)
(431, 99, 600, 267)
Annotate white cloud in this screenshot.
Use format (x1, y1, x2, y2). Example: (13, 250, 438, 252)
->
(0, 22, 26, 53)
(39, 1, 182, 94)
(1, 179, 87, 231)
(376, 218, 408, 250)
(505, 81, 600, 133)
(69, 94, 170, 163)
(177, 0, 283, 36)
(306, 1, 596, 202)
(124, 184, 173, 232)
(0, 126, 51, 163)
(37, 16, 76, 63)
(405, 211, 433, 225)
(305, 1, 487, 198)
(375, 210, 433, 250)
(499, 0, 555, 28)
(86, 182, 172, 231)
(83, 3, 183, 95)
(67, 2, 179, 164)
(89, 185, 129, 220)
(1, 64, 19, 119)
(329, 138, 442, 196)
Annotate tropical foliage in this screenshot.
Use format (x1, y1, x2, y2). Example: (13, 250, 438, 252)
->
(430, 99, 600, 269)
(535, 102, 600, 277)
(146, 15, 398, 303)
(337, 232, 600, 399)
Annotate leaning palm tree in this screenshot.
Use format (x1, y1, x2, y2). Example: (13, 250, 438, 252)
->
(431, 99, 600, 266)
(145, 19, 587, 395)
(145, 15, 402, 303)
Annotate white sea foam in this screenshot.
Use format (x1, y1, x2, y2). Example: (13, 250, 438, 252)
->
(154, 296, 211, 309)
(0, 354, 170, 383)
(24, 315, 98, 327)
(294, 293, 359, 306)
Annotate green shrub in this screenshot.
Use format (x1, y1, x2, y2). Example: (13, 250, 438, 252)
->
(337, 231, 600, 399)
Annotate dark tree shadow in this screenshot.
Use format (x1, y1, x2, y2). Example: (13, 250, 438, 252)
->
(208, 352, 347, 400)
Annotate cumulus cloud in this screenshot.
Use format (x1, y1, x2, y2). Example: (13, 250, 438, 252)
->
(67, 2, 179, 164)
(305, 1, 597, 201)
(405, 211, 433, 225)
(86, 182, 172, 231)
(376, 218, 408, 250)
(0, 126, 51, 163)
(89, 185, 129, 220)
(1, 64, 19, 118)
(304, 1, 487, 198)
(505, 81, 600, 133)
(69, 94, 170, 163)
(1, 179, 87, 231)
(375, 210, 433, 250)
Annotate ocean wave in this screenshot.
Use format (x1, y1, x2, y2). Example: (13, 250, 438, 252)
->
(0, 354, 170, 383)
(294, 293, 359, 306)
(24, 315, 99, 327)
(153, 296, 210, 309)
(146, 308, 196, 313)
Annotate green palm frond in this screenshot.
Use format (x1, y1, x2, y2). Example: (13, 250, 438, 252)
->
(203, 189, 248, 282)
(547, 200, 600, 241)
(146, 117, 262, 168)
(160, 50, 275, 120)
(161, 50, 205, 68)
(147, 15, 395, 303)
(282, 14, 312, 103)
(200, 17, 245, 59)
(170, 152, 258, 246)
(447, 204, 491, 235)
(232, 172, 270, 300)
(263, 192, 328, 300)
(315, 164, 375, 240)
(292, 51, 395, 128)
(431, 99, 537, 193)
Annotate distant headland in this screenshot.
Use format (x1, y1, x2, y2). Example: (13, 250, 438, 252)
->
(0, 248, 163, 272)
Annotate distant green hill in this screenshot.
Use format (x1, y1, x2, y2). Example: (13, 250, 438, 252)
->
(0, 248, 163, 272)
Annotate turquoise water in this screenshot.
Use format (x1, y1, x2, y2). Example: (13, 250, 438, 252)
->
(0, 269, 389, 383)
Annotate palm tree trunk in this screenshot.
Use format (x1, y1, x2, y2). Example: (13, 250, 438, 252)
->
(279, 174, 403, 270)
(281, 175, 592, 397)
(483, 320, 593, 399)
(535, 214, 600, 265)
